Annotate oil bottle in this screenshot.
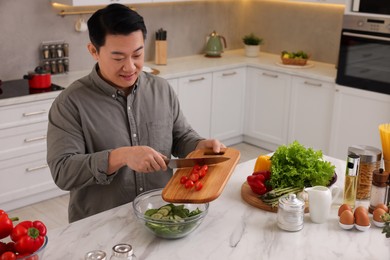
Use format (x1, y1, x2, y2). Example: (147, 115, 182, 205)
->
(343, 154, 360, 209)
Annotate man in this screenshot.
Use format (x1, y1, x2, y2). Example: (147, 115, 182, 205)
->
(47, 3, 224, 222)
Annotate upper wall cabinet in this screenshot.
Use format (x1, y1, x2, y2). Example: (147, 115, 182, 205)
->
(52, 0, 152, 6)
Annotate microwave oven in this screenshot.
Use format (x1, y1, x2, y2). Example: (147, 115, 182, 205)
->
(352, 0, 390, 16)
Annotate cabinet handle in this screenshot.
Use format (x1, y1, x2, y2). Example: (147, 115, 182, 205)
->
(262, 72, 278, 78)
(222, 71, 237, 77)
(26, 164, 48, 173)
(304, 81, 322, 87)
(23, 110, 47, 117)
(24, 135, 47, 143)
(188, 77, 205, 83)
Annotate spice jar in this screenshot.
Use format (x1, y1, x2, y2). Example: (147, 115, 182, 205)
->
(369, 168, 389, 213)
(277, 193, 304, 232)
(42, 45, 50, 59)
(348, 145, 382, 200)
(110, 244, 136, 260)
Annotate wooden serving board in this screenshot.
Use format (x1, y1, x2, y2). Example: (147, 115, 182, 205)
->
(162, 148, 240, 203)
(241, 182, 309, 213)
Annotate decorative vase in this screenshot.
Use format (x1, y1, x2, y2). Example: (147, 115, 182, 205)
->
(245, 44, 260, 57)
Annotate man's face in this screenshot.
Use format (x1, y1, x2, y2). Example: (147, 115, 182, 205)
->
(88, 30, 145, 89)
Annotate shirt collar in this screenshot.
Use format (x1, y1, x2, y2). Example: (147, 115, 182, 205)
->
(90, 63, 140, 99)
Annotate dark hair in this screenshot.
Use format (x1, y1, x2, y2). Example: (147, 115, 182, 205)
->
(87, 4, 147, 50)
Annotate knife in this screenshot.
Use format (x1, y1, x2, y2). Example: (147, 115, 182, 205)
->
(164, 156, 230, 169)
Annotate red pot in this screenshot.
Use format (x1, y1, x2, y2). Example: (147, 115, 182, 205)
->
(24, 67, 51, 89)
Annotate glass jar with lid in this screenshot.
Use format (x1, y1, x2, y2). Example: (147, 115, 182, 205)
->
(277, 193, 305, 232)
(110, 244, 136, 260)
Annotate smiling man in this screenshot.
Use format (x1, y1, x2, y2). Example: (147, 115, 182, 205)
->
(46, 4, 224, 223)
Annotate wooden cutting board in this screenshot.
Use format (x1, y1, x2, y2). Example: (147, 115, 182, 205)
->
(162, 148, 240, 203)
(241, 182, 309, 213)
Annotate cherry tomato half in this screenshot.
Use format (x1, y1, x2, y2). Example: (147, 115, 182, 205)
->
(189, 173, 199, 182)
(0, 252, 16, 260)
(180, 176, 188, 184)
(184, 180, 194, 189)
(195, 181, 203, 191)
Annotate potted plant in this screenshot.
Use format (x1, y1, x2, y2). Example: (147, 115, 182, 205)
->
(242, 33, 263, 57)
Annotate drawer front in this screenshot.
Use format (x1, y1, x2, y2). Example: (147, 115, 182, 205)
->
(0, 122, 47, 160)
(0, 152, 56, 205)
(0, 99, 54, 129)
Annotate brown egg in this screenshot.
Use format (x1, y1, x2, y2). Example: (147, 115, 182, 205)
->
(354, 206, 368, 218)
(340, 210, 354, 225)
(375, 203, 389, 213)
(373, 208, 386, 222)
(338, 204, 352, 216)
(355, 208, 370, 226)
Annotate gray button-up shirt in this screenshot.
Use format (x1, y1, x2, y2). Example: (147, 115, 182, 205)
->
(47, 65, 203, 222)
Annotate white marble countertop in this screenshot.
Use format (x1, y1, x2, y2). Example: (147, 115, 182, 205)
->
(1, 49, 337, 107)
(44, 156, 389, 260)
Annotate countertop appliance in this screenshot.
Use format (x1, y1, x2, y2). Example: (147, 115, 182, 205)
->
(336, 14, 390, 95)
(0, 79, 64, 99)
(352, 0, 390, 16)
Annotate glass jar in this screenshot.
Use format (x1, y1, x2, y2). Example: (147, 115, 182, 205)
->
(110, 244, 136, 260)
(85, 250, 107, 260)
(277, 193, 304, 232)
(348, 145, 382, 200)
(369, 169, 389, 213)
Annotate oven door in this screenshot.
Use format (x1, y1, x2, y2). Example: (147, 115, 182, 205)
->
(336, 30, 390, 95)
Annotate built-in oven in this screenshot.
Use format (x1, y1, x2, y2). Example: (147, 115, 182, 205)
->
(336, 15, 390, 95)
(352, 0, 390, 16)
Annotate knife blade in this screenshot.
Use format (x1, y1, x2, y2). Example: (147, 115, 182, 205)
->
(165, 156, 230, 169)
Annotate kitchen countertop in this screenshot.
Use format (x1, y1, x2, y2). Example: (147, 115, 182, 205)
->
(0, 49, 337, 107)
(43, 156, 389, 260)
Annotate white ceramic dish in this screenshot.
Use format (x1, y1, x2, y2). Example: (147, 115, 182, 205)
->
(373, 220, 385, 228)
(275, 61, 314, 69)
(339, 222, 354, 230)
(355, 223, 371, 232)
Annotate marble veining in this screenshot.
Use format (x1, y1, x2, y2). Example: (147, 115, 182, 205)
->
(43, 157, 389, 260)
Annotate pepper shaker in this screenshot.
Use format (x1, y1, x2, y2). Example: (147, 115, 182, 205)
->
(110, 244, 136, 260)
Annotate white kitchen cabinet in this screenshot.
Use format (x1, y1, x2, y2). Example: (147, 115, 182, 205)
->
(288, 76, 335, 153)
(211, 68, 246, 145)
(177, 73, 212, 139)
(52, 0, 151, 6)
(329, 86, 390, 160)
(0, 97, 67, 211)
(244, 67, 291, 151)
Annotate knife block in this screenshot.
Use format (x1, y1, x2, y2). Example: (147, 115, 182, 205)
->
(155, 40, 167, 65)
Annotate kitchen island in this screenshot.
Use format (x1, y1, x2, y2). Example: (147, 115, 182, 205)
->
(43, 156, 389, 260)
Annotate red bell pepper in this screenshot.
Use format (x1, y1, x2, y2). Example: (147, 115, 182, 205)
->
(0, 210, 19, 239)
(247, 170, 272, 195)
(10, 221, 46, 255)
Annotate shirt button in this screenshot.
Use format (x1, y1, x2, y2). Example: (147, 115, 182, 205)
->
(133, 133, 137, 138)
(139, 187, 143, 192)
(112, 94, 115, 98)
(128, 106, 131, 110)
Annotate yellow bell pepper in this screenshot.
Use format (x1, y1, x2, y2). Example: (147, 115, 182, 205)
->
(253, 155, 271, 172)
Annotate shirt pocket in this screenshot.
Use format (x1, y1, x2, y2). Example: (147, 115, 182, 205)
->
(145, 120, 173, 156)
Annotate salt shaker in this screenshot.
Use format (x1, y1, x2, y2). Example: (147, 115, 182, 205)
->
(110, 244, 136, 260)
(369, 168, 389, 213)
(277, 193, 305, 232)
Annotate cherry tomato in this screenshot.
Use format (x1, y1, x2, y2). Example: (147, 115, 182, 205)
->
(195, 181, 203, 191)
(184, 180, 194, 189)
(201, 165, 208, 172)
(193, 165, 201, 171)
(180, 176, 188, 184)
(0, 252, 16, 260)
(189, 173, 199, 182)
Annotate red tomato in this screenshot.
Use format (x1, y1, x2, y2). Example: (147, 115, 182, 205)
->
(184, 180, 194, 189)
(0, 252, 16, 260)
(201, 165, 208, 172)
(195, 181, 203, 191)
(180, 176, 188, 184)
(189, 173, 199, 182)
(193, 165, 201, 171)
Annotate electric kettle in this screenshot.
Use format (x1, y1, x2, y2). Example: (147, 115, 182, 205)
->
(205, 30, 227, 57)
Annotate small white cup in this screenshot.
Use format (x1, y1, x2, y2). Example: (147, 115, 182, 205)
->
(75, 17, 88, 32)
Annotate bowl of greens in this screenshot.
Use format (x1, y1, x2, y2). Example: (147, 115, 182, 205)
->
(132, 189, 209, 239)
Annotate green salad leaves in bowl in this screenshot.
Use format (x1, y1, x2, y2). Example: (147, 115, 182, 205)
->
(133, 189, 209, 239)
